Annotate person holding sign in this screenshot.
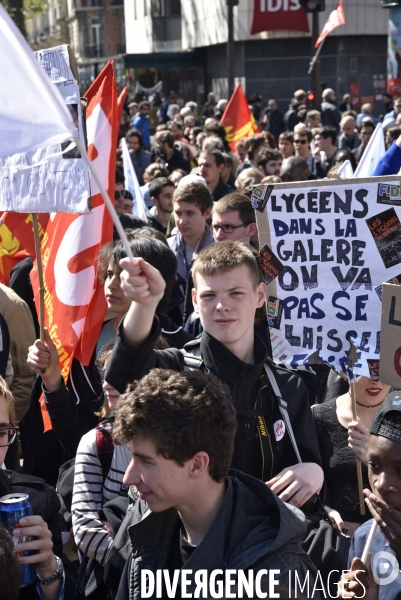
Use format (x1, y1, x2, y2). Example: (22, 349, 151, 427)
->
(337, 390, 401, 598)
(312, 375, 391, 538)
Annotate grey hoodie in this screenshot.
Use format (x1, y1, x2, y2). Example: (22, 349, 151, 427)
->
(112, 470, 322, 600)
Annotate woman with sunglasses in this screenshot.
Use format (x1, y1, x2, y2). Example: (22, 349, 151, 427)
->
(0, 377, 82, 599)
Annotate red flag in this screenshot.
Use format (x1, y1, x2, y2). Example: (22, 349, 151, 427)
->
(220, 84, 260, 152)
(315, 0, 345, 48)
(30, 62, 118, 431)
(117, 87, 128, 126)
(0, 213, 49, 284)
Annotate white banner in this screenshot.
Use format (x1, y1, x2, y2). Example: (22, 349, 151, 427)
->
(0, 45, 90, 213)
(121, 138, 149, 223)
(254, 176, 401, 379)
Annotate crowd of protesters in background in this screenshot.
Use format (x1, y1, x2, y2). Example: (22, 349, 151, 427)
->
(2, 84, 401, 599)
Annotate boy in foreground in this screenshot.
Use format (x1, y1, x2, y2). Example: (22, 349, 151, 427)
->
(105, 241, 323, 507)
(112, 369, 320, 599)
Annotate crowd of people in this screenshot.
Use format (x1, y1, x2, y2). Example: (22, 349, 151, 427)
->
(1, 85, 401, 600)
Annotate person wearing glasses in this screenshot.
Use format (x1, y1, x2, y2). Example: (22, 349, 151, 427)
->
(0, 376, 82, 599)
(183, 193, 257, 332)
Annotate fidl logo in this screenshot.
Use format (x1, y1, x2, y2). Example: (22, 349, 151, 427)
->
(377, 183, 401, 206)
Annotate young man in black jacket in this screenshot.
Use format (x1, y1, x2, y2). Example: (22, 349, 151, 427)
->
(105, 241, 323, 508)
(111, 368, 321, 600)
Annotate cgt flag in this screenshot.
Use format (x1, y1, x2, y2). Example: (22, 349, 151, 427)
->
(30, 62, 117, 430)
(0, 213, 49, 285)
(220, 84, 260, 152)
(315, 0, 345, 48)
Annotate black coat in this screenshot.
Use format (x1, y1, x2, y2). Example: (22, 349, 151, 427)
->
(105, 319, 322, 481)
(110, 471, 321, 600)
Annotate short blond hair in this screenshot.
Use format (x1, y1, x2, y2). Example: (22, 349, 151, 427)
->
(0, 377, 15, 424)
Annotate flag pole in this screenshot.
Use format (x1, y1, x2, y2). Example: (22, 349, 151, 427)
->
(32, 214, 45, 343)
(74, 137, 134, 261)
(350, 379, 366, 515)
(308, 37, 326, 75)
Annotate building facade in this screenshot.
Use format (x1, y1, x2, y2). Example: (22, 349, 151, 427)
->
(25, 0, 126, 93)
(124, 0, 390, 112)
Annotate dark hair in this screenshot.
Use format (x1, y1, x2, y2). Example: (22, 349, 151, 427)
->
(115, 167, 125, 185)
(262, 131, 277, 149)
(203, 120, 227, 141)
(192, 126, 203, 139)
(98, 237, 177, 314)
(0, 525, 20, 600)
(126, 128, 145, 149)
(148, 177, 175, 201)
(256, 148, 283, 167)
(334, 149, 357, 170)
(359, 121, 375, 133)
(293, 128, 312, 143)
(155, 130, 175, 148)
(144, 163, 169, 181)
(222, 152, 234, 169)
(169, 121, 183, 131)
(173, 181, 213, 214)
(387, 125, 401, 141)
(316, 126, 337, 145)
(139, 100, 150, 111)
(278, 131, 294, 143)
(192, 240, 261, 290)
(199, 148, 225, 168)
(113, 369, 237, 482)
(245, 134, 267, 159)
(212, 192, 256, 225)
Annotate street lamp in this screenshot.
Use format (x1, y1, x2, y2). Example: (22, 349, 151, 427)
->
(226, 0, 239, 99)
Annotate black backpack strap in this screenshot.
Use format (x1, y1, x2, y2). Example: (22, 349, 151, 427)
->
(264, 362, 302, 464)
(180, 339, 204, 371)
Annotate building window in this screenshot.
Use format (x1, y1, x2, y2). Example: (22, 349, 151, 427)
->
(151, 0, 181, 17)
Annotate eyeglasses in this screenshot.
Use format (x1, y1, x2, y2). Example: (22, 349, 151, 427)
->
(294, 139, 308, 144)
(213, 224, 246, 234)
(114, 190, 129, 201)
(0, 426, 19, 447)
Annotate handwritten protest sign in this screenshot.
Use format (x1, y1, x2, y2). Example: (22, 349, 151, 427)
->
(380, 282, 401, 387)
(0, 45, 90, 213)
(254, 176, 401, 378)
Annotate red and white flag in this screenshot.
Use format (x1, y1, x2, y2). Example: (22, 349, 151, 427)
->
(315, 0, 345, 48)
(31, 62, 118, 430)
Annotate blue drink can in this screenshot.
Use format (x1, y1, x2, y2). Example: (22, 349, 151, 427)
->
(0, 493, 36, 587)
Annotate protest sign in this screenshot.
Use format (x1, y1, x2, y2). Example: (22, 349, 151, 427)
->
(380, 282, 401, 387)
(0, 45, 90, 213)
(254, 175, 401, 378)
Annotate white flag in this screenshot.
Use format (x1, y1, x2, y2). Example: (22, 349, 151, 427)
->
(337, 159, 354, 179)
(0, 4, 76, 157)
(121, 138, 149, 222)
(353, 123, 386, 178)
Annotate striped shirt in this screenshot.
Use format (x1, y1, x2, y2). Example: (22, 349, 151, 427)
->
(72, 423, 131, 565)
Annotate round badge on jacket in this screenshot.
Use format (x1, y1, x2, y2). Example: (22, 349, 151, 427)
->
(273, 419, 285, 441)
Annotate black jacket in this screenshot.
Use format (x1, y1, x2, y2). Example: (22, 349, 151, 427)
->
(0, 469, 82, 599)
(321, 99, 341, 130)
(111, 470, 321, 600)
(211, 176, 235, 201)
(105, 318, 322, 481)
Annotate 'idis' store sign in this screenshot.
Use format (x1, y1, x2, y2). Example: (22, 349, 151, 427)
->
(251, 0, 310, 35)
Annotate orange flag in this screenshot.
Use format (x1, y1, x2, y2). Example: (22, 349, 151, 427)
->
(0, 212, 49, 285)
(220, 84, 260, 152)
(30, 62, 118, 431)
